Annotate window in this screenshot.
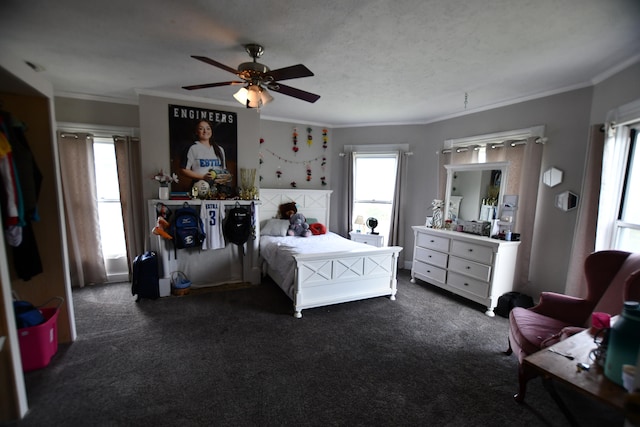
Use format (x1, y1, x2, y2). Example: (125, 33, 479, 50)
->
(93, 138, 128, 280)
(352, 152, 399, 240)
(613, 127, 640, 251)
(596, 97, 640, 253)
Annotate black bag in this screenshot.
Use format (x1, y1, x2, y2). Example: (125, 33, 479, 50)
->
(132, 251, 160, 302)
(223, 202, 254, 247)
(495, 291, 534, 318)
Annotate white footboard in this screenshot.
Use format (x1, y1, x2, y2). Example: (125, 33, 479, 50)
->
(291, 247, 402, 318)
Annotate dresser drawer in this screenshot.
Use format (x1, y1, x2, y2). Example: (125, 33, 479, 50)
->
(450, 240, 494, 264)
(447, 271, 489, 298)
(413, 260, 447, 284)
(448, 256, 491, 282)
(416, 232, 450, 252)
(414, 247, 448, 268)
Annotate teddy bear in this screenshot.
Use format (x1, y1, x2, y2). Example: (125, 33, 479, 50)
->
(287, 213, 312, 237)
(279, 202, 297, 219)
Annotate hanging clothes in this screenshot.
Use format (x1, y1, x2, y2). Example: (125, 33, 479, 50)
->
(0, 110, 43, 280)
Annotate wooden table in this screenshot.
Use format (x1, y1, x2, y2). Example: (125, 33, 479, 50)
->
(523, 325, 627, 426)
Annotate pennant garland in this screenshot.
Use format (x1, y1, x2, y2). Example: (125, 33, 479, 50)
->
(292, 127, 299, 153)
(259, 129, 329, 186)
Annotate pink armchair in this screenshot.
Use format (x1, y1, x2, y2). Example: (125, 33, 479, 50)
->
(505, 250, 640, 402)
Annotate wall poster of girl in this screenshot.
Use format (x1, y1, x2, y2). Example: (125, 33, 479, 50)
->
(168, 104, 238, 198)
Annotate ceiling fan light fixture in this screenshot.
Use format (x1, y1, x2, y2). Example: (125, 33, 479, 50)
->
(260, 88, 273, 105)
(246, 85, 262, 108)
(234, 85, 266, 109)
(233, 87, 249, 104)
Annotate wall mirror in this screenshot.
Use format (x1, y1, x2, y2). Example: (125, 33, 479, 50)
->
(555, 190, 579, 211)
(543, 167, 563, 187)
(444, 162, 509, 222)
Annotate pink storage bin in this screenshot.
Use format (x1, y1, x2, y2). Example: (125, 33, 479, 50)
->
(18, 305, 60, 372)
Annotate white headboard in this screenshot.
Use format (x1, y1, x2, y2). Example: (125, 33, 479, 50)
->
(258, 188, 333, 227)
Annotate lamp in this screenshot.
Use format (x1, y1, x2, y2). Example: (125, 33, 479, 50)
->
(354, 215, 365, 233)
(233, 84, 273, 109)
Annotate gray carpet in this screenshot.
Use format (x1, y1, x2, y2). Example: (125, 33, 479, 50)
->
(6, 269, 623, 426)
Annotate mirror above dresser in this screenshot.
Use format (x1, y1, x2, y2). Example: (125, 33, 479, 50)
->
(444, 162, 509, 223)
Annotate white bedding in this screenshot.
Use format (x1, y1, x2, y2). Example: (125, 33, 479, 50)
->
(260, 232, 378, 297)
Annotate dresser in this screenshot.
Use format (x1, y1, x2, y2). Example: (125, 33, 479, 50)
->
(411, 226, 520, 316)
(349, 231, 384, 247)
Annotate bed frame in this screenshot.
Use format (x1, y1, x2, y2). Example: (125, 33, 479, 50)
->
(259, 188, 402, 318)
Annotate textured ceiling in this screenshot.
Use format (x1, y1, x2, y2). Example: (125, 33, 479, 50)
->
(1, 0, 639, 127)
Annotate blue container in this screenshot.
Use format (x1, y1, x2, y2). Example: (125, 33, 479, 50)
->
(605, 301, 640, 386)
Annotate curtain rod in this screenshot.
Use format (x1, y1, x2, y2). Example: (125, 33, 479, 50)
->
(439, 137, 548, 154)
(339, 151, 413, 157)
(59, 132, 92, 140)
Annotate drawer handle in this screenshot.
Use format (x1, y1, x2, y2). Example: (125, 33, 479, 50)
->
(468, 248, 473, 252)
(466, 266, 471, 269)
(464, 283, 469, 286)
(427, 270, 431, 273)
(428, 255, 432, 258)
(430, 239, 435, 243)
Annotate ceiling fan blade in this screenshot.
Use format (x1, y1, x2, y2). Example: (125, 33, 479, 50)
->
(270, 83, 320, 103)
(191, 55, 239, 75)
(182, 81, 244, 90)
(263, 64, 314, 82)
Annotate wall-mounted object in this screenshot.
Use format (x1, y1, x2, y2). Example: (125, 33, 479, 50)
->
(555, 191, 579, 212)
(543, 167, 563, 187)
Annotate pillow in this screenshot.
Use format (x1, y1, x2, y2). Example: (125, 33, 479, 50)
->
(309, 223, 327, 235)
(305, 217, 319, 224)
(261, 219, 290, 237)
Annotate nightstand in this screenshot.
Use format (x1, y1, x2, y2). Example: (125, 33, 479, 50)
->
(349, 231, 384, 247)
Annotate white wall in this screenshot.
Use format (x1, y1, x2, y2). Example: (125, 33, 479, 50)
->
(138, 94, 261, 204)
(53, 61, 640, 302)
(257, 121, 333, 191)
(334, 88, 594, 299)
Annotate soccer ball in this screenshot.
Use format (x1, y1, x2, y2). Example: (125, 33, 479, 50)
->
(193, 180, 210, 199)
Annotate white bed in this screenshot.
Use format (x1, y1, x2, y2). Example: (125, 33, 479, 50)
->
(259, 188, 402, 318)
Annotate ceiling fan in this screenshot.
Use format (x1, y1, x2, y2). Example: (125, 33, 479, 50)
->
(182, 44, 320, 108)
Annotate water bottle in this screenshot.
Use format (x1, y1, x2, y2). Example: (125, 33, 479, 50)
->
(605, 301, 640, 386)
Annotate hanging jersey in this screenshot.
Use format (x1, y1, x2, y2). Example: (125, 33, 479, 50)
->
(200, 201, 225, 250)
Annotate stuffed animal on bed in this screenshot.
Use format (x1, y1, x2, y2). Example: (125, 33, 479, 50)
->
(287, 213, 312, 237)
(279, 202, 297, 220)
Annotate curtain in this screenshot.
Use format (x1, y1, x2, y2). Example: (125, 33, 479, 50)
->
(389, 151, 407, 264)
(340, 152, 354, 236)
(482, 138, 542, 286)
(512, 138, 543, 288)
(595, 124, 631, 251)
(564, 125, 605, 297)
(114, 135, 145, 278)
(57, 132, 107, 287)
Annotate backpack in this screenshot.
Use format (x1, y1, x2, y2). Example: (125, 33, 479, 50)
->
(169, 203, 206, 255)
(495, 291, 534, 318)
(223, 202, 254, 251)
